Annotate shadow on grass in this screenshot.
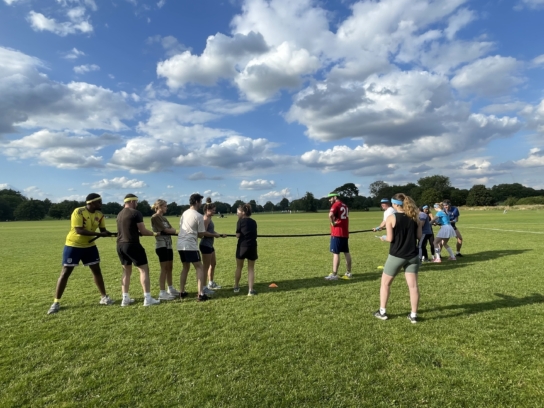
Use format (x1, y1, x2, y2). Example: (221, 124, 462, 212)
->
(215, 271, 382, 298)
(418, 249, 532, 272)
(417, 293, 544, 320)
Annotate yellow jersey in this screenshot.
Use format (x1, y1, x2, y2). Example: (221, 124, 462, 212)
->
(65, 207, 106, 248)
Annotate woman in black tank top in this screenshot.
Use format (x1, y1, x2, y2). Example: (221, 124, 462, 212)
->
(373, 193, 423, 324)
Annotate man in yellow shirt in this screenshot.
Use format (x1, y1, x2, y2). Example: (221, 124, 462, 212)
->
(47, 193, 116, 314)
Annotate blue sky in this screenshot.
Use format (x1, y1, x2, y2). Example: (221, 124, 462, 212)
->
(1, 0, 544, 206)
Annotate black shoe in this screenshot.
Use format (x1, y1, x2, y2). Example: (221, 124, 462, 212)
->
(456, 253, 464, 257)
(373, 310, 388, 320)
(179, 291, 189, 299)
(197, 294, 209, 302)
(407, 314, 417, 324)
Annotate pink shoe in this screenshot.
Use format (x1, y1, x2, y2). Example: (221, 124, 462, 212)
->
(432, 258, 442, 263)
(448, 257, 457, 261)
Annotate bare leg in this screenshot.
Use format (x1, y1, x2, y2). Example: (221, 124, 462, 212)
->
(180, 263, 190, 293)
(456, 230, 463, 253)
(194, 261, 204, 295)
(89, 264, 107, 297)
(121, 265, 132, 294)
(54, 266, 75, 299)
(379, 274, 395, 309)
(159, 261, 167, 291)
(344, 252, 352, 272)
(137, 264, 150, 293)
(405, 273, 419, 314)
(208, 252, 217, 283)
(234, 258, 244, 288)
(332, 253, 340, 274)
(165, 260, 173, 287)
(247, 260, 256, 291)
(202, 253, 211, 285)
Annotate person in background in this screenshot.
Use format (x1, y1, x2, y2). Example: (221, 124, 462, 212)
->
(151, 199, 178, 301)
(418, 205, 434, 262)
(234, 203, 258, 296)
(325, 193, 352, 280)
(373, 198, 396, 232)
(431, 202, 457, 263)
(443, 200, 463, 257)
(200, 197, 227, 290)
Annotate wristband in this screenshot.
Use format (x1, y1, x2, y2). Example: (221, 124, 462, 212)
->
(153, 232, 158, 237)
(375, 226, 381, 231)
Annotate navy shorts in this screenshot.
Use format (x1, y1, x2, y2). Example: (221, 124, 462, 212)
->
(236, 246, 258, 261)
(330, 237, 349, 254)
(178, 250, 201, 263)
(155, 247, 173, 263)
(199, 245, 214, 255)
(62, 245, 100, 267)
(117, 243, 148, 266)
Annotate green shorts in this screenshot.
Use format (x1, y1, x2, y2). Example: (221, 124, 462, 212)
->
(383, 254, 420, 277)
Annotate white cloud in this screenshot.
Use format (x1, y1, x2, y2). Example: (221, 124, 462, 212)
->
(27, 8, 93, 36)
(515, 148, 544, 168)
(451, 56, 523, 98)
(109, 137, 184, 173)
(530, 54, 544, 67)
(147, 35, 187, 57)
(515, 0, 544, 10)
(444, 8, 475, 40)
(157, 0, 166, 8)
(0, 183, 12, 189)
(0, 47, 136, 134)
(64, 47, 86, 59)
(3, 0, 21, 4)
(89, 177, 147, 189)
(74, 64, 100, 74)
(259, 188, 292, 202)
(187, 172, 223, 181)
(167, 185, 173, 188)
(240, 179, 275, 190)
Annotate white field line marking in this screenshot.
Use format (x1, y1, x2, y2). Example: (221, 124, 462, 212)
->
(464, 227, 544, 234)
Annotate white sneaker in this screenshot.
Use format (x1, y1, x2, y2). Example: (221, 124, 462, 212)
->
(99, 295, 115, 305)
(325, 273, 339, 281)
(203, 287, 215, 296)
(143, 297, 160, 306)
(208, 281, 222, 289)
(121, 297, 135, 307)
(167, 287, 180, 296)
(159, 292, 176, 301)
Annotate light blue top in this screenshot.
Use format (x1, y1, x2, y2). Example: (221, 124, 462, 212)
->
(435, 210, 450, 226)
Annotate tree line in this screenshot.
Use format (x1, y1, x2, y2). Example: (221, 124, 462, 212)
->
(1, 176, 543, 221)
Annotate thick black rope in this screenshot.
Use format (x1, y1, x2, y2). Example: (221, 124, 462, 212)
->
(89, 229, 375, 241)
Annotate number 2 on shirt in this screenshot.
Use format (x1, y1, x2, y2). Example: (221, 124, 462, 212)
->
(340, 206, 348, 220)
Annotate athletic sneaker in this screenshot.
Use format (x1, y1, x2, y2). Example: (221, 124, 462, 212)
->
(121, 298, 135, 307)
(203, 287, 215, 296)
(99, 295, 114, 305)
(208, 281, 222, 290)
(407, 314, 418, 324)
(248, 290, 257, 296)
(197, 294, 210, 302)
(373, 310, 388, 320)
(448, 257, 457, 261)
(143, 297, 160, 306)
(159, 292, 177, 301)
(168, 288, 180, 296)
(325, 273, 339, 281)
(341, 272, 353, 280)
(47, 302, 60, 315)
(432, 258, 442, 263)
(233, 287, 240, 293)
(179, 291, 189, 300)
(456, 253, 464, 257)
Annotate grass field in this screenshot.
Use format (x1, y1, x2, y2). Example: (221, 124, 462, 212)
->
(1, 209, 543, 407)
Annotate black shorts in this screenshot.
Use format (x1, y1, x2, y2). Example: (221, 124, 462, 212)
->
(155, 247, 173, 263)
(117, 243, 148, 266)
(199, 245, 214, 255)
(236, 246, 258, 261)
(178, 250, 201, 263)
(451, 222, 457, 230)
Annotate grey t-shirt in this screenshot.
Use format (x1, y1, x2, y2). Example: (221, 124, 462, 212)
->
(151, 213, 173, 249)
(200, 218, 215, 248)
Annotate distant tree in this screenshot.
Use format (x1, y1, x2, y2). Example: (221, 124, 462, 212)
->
(419, 188, 442, 207)
(14, 199, 46, 220)
(363, 197, 374, 208)
(351, 195, 367, 210)
(53, 200, 84, 219)
(290, 199, 303, 211)
(491, 183, 537, 203)
(516, 196, 544, 205)
(408, 186, 423, 203)
(503, 196, 518, 206)
(42, 198, 52, 214)
(249, 200, 257, 213)
(418, 175, 451, 199)
(0, 197, 9, 220)
(0, 189, 27, 220)
(214, 201, 231, 215)
(232, 200, 245, 212)
(319, 197, 330, 210)
(449, 189, 469, 206)
(300, 192, 318, 212)
(466, 185, 494, 206)
(264, 201, 275, 212)
(48, 204, 64, 219)
(102, 202, 123, 215)
(137, 200, 153, 216)
(369, 181, 389, 198)
(278, 197, 289, 211)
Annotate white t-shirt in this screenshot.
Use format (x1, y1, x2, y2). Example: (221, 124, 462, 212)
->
(177, 209, 205, 251)
(383, 206, 396, 221)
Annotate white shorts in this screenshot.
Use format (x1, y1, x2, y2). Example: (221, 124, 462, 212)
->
(436, 225, 456, 239)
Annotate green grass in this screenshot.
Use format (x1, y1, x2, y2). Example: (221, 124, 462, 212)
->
(1, 210, 543, 407)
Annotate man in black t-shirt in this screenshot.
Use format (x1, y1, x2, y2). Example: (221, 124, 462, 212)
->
(116, 194, 161, 307)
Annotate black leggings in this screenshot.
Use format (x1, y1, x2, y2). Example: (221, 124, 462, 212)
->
(419, 233, 435, 259)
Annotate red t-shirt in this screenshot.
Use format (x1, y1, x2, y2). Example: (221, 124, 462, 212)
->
(330, 200, 349, 238)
